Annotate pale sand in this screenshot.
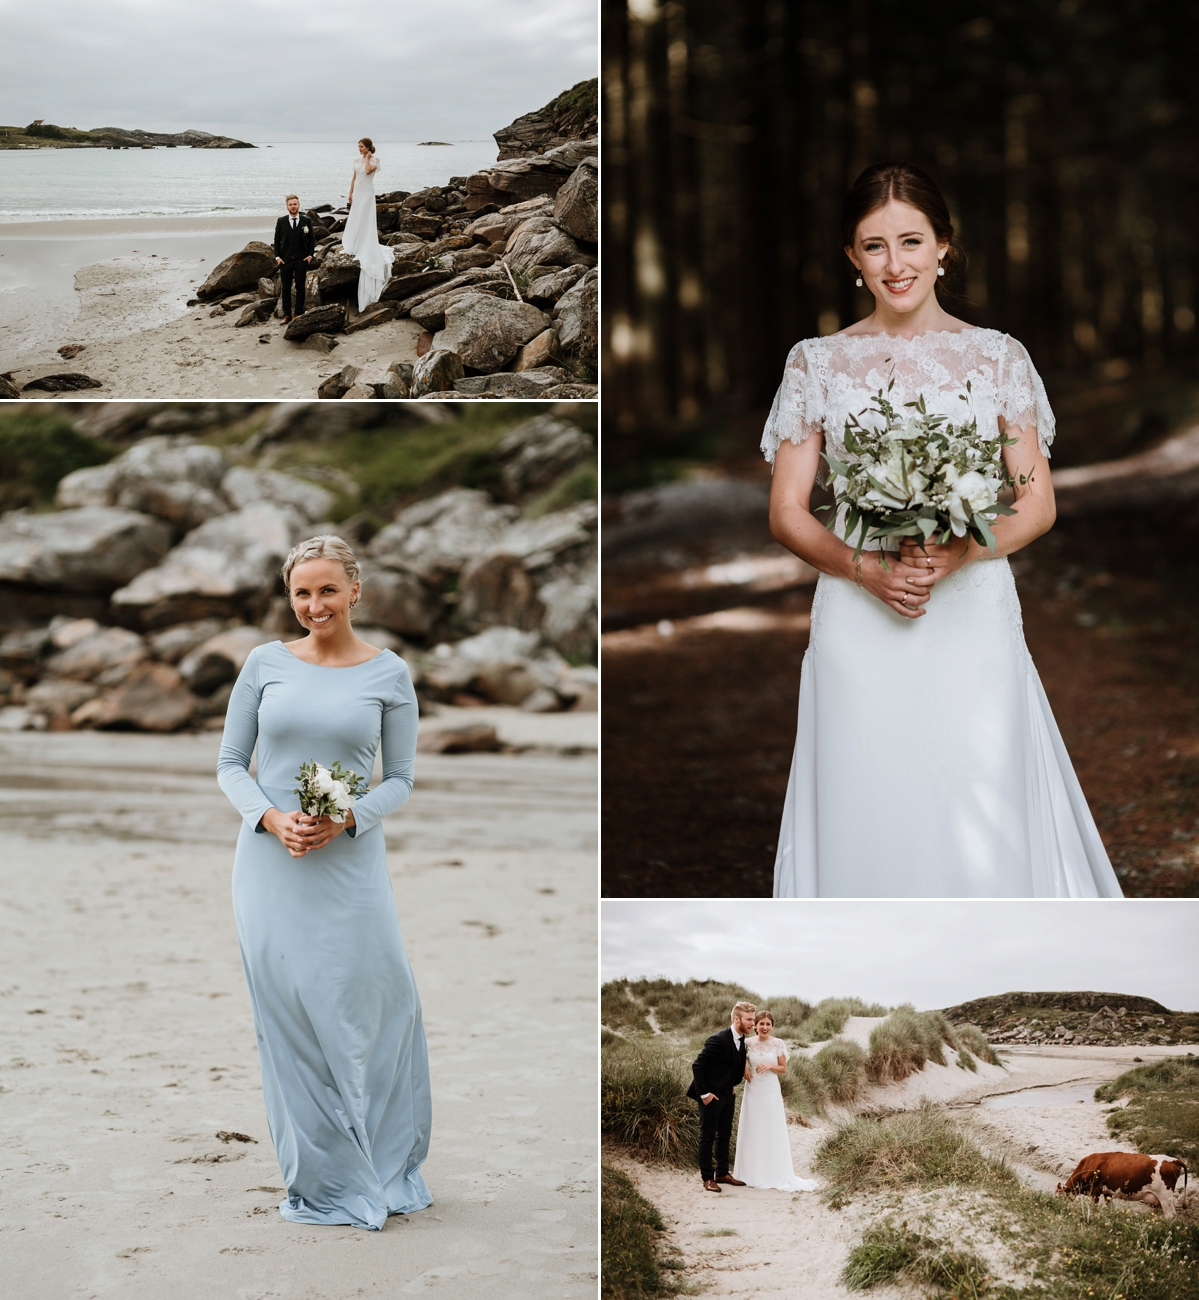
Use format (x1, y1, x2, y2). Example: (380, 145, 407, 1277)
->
(0, 713, 597, 1299)
(616, 1038, 1188, 1297)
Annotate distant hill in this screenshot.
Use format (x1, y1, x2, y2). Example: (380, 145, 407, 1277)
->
(0, 123, 254, 150)
(942, 990, 1199, 1047)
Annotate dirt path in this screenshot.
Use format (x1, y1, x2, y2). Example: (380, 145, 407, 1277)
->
(0, 722, 597, 1299)
(613, 1041, 1185, 1296)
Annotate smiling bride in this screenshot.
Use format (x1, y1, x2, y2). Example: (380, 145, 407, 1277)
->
(764, 162, 1122, 899)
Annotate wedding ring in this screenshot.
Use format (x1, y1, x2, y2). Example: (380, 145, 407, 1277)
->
(901, 593, 908, 606)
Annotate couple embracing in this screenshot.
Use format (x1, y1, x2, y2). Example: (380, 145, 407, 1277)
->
(688, 1001, 819, 1193)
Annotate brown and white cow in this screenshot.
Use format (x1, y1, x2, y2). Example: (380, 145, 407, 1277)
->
(1056, 1152, 1189, 1219)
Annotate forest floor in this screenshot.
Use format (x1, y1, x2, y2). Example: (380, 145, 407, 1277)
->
(0, 719, 597, 1299)
(601, 461, 1199, 898)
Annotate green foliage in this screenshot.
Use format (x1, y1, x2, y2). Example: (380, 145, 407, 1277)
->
(1095, 1053, 1199, 1164)
(26, 122, 71, 139)
(957, 1048, 979, 1072)
(843, 1222, 996, 1295)
(602, 1165, 672, 1298)
(804, 996, 888, 1042)
(0, 411, 115, 513)
(866, 1005, 957, 1083)
(600, 979, 764, 1036)
(813, 1038, 869, 1105)
(601, 1038, 701, 1168)
(526, 458, 598, 518)
(815, 1101, 1016, 1198)
(954, 1023, 1002, 1066)
(781, 1053, 830, 1117)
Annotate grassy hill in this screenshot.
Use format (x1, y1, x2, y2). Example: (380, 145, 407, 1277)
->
(0, 123, 252, 149)
(942, 990, 1199, 1046)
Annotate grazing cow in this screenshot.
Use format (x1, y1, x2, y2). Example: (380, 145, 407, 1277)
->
(1056, 1152, 1189, 1219)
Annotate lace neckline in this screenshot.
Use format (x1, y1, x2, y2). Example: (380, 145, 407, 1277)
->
(819, 325, 996, 348)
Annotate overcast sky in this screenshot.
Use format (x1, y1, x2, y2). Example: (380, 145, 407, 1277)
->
(602, 901, 1199, 1011)
(0, 0, 597, 141)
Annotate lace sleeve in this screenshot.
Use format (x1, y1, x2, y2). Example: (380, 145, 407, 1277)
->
(999, 335, 1055, 456)
(761, 340, 825, 463)
(773, 1037, 790, 1061)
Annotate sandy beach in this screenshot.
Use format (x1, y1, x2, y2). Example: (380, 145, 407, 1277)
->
(0, 708, 598, 1298)
(613, 1031, 1189, 1299)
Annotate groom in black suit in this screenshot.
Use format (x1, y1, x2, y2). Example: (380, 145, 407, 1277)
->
(274, 194, 315, 321)
(687, 1001, 756, 1191)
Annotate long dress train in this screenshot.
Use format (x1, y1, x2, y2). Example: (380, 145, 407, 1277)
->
(762, 328, 1123, 898)
(216, 641, 431, 1230)
(733, 1037, 818, 1191)
(341, 153, 396, 312)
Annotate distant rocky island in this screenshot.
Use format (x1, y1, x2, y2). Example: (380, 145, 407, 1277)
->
(0, 123, 254, 149)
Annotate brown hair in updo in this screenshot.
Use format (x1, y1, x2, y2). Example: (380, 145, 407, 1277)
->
(358, 137, 375, 153)
(754, 1011, 774, 1027)
(840, 162, 965, 283)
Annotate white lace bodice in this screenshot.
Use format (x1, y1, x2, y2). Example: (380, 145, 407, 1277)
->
(746, 1035, 788, 1065)
(353, 155, 380, 192)
(761, 327, 1055, 466)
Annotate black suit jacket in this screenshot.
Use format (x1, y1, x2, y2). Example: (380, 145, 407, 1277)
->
(687, 1027, 748, 1102)
(274, 213, 315, 261)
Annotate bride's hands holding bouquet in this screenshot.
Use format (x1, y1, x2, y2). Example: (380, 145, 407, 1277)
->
(855, 549, 935, 619)
(897, 536, 972, 585)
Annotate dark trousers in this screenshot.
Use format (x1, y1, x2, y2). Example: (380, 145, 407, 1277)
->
(697, 1093, 735, 1180)
(280, 259, 307, 316)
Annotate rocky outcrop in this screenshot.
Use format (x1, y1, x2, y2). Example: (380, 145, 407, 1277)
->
(21, 373, 104, 392)
(432, 297, 551, 372)
(369, 488, 520, 583)
(552, 157, 598, 243)
(177, 625, 275, 695)
(554, 268, 598, 372)
(0, 507, 172, 591)
(409, 349, 465, 397)
(195, 242, 278, 302)
(493, 78, 598, 159)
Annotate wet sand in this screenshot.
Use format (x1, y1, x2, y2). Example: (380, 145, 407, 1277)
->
(0, 713, 598, 1298)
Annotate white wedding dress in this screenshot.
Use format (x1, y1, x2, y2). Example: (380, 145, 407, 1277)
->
(341, 153, 396, 311)
(763, 327, 1123, 899)
(732, 1037, 818, 1192)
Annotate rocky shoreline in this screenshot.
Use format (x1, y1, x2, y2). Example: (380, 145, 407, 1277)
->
(0, 404, 597, 736)
(1, 82, 598, 402)
(0, 123, 254, 149)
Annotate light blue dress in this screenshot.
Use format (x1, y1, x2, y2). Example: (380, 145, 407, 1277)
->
(216, 640, 432, 1230)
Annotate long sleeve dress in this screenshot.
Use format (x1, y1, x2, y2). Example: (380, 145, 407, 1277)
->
(762, 328, 1123, 899)
(216, 640, 432, 1230)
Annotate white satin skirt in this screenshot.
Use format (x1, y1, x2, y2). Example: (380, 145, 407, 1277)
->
(773, 559, 1123, 898)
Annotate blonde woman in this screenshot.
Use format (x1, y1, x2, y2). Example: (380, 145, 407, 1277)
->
(732, 1012, 818, 1192)
(216, 535, 430, 1230)
(342, 136, 395, 311)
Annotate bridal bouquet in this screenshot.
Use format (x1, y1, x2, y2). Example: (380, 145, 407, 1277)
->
(293, 760, 368, 824)
(820, 383, 1026, 564)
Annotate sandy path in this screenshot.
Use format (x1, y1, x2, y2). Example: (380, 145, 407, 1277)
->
(0, 719, 597, 1298)
(615, 1040, 1185, 1297)
(6, 253, 424, 399)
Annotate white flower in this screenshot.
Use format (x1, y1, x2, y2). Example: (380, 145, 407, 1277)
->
(956, 470, 996, 513)
(312, 765, 335, 795)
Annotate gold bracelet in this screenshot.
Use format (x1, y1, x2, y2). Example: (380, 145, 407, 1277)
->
(854, 557, 864, 588)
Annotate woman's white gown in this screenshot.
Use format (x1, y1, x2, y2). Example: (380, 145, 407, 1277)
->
(341, 154, 395, 311)
(763, 328, 1123, 899)
(732, 1037, 818, 1191)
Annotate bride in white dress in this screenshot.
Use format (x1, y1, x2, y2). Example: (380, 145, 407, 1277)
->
(342, 136, 396, 312)
(765, 162, 1122, 900)
(732, 1013, 818, 1192)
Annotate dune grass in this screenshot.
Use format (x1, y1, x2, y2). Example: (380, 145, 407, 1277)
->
(1094, 1052, 1199, 1164)
(602, 1038, 701, 1168)
(954, 1023, 1003, 1066)
(815, 1101, 1016, 1200)
(843, 1222, 996, 1295)
(866, 1006, 955, 1083)
(602, 1165, 680, 1298)
(814, 1038, 870, 1105)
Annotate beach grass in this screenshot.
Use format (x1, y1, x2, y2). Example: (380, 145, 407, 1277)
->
(813, 1038, 870, 1105)
(1094, 1052, 1199, 1164)
(865, 1006, 955, 1083)
(0, 409, 116, 513)
(954, 1023, 1003, 1066)
(814, 1101, 1016, 1199)
(602, 1038, 702, 1168)
(602, 1164, 682, 1298)
(843, 1221, 996, 1295)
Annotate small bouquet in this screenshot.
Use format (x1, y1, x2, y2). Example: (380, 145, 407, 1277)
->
(293, 760, 369, 824)
(820, 382, 1028, 564)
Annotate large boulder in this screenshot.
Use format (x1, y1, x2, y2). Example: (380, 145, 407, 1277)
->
(465, 197, 554, 246)
(25, 678, 101, 726)
(503, 215, 585, 271)
(537, 574, 597, 661)
(432, 297, 551, 373)
(221, 467, 334, 522)
(526, 264, 588, 306)
(463, 156, 576, 211)
(178, 625, 276, 695)
(0, 507, 172, 591)
(495, 414, 594, 500)
(451, 368, 568, 397)
(110, 500, 304, 628)
(43, 625, 146, 683)
(89, 662, 196, 732)
(493, 78, 598, 159)
(409, 283, 508, 333)
(195, 242, 278, 302)
(409, 349, 465, 398)
(146, 618, 232, 664)
(285, 303, 346, 340)
(554, 268, 598, 370)
(368, 488, 519, 584)
(553, 158, 598, 243)
(380, 266, 455, 302)
(316, 247, 362, 295)
(355, 562, 438, 638)
(57, 436, 230, 531)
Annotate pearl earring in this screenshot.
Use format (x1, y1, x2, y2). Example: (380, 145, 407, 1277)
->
(937, 262, 945, 277)
(855, 273, 863, 287)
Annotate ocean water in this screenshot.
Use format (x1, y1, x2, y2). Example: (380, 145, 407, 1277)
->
(0, 140, 501, 222)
